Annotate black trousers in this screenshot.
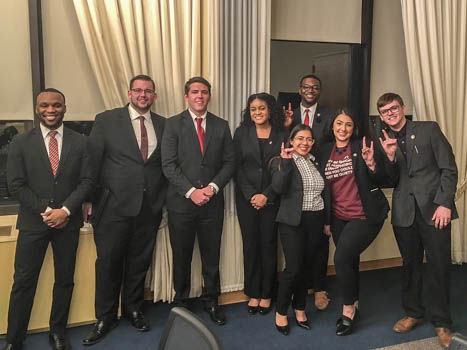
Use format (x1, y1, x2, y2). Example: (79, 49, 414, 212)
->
(168, 199, 224, 307)
(236, 192, 278, 299)
(94, 195, 161, 319)
(6, 226, 80, 346)
(276, 210, 324, 316)
(304, 220, 329, 291)
(393, 206, 452, 328)
(331, 215, 382, 306)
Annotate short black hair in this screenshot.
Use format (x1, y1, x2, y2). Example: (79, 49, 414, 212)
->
(38, 88, 66, 104)
(184, 76, 211, 95)
(299, 74, 322, 87)
(130, 74, 156, 90)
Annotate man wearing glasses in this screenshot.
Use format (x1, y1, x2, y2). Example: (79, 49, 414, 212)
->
(377, 92, 457, 349)
(83, 75, 166, 345)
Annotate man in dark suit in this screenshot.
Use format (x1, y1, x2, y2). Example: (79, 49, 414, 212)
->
(3, 88, 93, 350)
(161, 77, 235, 325)
(284, 74, 333, 310)
(82, 75, 166, 345)
(377, 92, 457, 349)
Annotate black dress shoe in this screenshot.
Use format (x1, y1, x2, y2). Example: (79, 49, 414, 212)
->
(336, 314, 359, 336)
(295, 318, 311, 330)
(205, 306, 226, 325)
(336, 308, 360, 326)
(275, 323, 290, 335)
(124, 311, 150, 332)
(49, 333, 70, 350)
(259, 305, 271, 315)
(82, 318, 118, 346)
(248, 305, 259, 315)
(2, 344, 22, 350)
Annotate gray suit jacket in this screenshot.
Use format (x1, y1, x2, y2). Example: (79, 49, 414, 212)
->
(161, 110, 235, 212)
(385, 120, 458, 227)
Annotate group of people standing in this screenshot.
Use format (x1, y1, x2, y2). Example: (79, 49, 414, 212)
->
(2, 72, 458, 350)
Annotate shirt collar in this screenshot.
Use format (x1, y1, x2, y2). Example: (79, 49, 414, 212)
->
(392, 122, 407, 139)
(40, 123, 64, 139)
(128, 104, 151, 121)
(300, 103, 317, 115)
(292, 152, 314, 162)
(188, 109, 207, 121)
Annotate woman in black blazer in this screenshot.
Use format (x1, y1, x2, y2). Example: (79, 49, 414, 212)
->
(233, 93, 287, 315)
(318, 108, 393, 336)
(271, 124, 327, 335)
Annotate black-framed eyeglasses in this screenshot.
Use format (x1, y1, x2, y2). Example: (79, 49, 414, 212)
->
(300, 84, 321, 92)
(131, 88, 155, 95)
(380, 105, 400, 116)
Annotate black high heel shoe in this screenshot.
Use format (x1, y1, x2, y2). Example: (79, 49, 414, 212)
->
(248, 305, 259, 315)
(259, 305, 271, 315)
(275, 323, 290, 335)
(295, 318, 311, 330)
(336, 309, 360, 336)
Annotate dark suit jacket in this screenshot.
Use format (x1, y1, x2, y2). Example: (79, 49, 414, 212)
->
(318, 139, 391, 225)
(233, 124, 287, 202)
(161, 110, 235, 212)
(291, 104, 333, 148)
(383, 120, 458, 227)
(270, 155, 328, 227)
(7, 127, 93, 231)
(87, 106, 167, 217)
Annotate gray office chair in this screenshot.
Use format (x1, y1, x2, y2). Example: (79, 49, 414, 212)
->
(449, 333, 467, 350)
(158, 307, 223, 350)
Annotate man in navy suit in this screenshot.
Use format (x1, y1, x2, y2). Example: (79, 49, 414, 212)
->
(161, 77, 235, 325)
(377, 92, 457, 349)
(4, 88, 93, 350)
(83, 75, 166, 345)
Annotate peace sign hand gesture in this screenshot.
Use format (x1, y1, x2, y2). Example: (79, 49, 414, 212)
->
(361, 136, 375, 171)
(280, 142, 294, 159)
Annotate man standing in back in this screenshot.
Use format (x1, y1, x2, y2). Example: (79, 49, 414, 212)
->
(161, 77, 235, 325)
(4, 88, 93, 350)
(83, 75, 166, 345)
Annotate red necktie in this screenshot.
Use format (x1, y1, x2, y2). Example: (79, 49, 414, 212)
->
(139, 116, 148, 162)
(196, 117, 205, 153)
(48, 130, 59, 176)
(304, 108, 310, 126)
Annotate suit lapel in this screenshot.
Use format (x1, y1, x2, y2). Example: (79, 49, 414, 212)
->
(33, 128, 54, 178)
(183, 111, 203, 156)
(120, 107, 144, 163)
(203, 112, 215, 157)
(350, 140, 360, 176)
(405, 120, 415, 171)
(147, 112, 163, 162)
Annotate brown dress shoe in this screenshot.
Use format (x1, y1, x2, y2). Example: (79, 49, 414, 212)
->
(314, 291, 330, 311)
(393, 316, 424, 333)
(435, 327, 453, 349)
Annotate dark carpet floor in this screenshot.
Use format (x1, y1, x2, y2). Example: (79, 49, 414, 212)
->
(4, 264, 467, 349)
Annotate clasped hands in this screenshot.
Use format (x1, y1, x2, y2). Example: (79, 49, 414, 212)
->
(190, 186, 215, 206)
(41, 208, 69, 229)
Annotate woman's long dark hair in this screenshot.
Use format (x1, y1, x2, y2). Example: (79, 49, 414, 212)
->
(324, 107, 360, 143)
(240, 93, 285, 131)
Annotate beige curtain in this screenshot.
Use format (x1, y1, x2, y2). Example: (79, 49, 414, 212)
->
(401, 0, 467, 262)
(73, 0, 272, 301)
(204, 0, 272, 292)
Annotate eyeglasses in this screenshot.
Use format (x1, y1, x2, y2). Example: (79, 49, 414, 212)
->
(380, 105, 400, 116)
(131, 88, 155, 95)
(300, 85, 321, 92)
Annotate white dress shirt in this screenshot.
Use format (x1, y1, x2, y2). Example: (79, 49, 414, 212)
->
(185, 109, 219, 198)
(39, 123, 70, 215)
(300, 103, 317, 126)
(128, 104, 157, 158)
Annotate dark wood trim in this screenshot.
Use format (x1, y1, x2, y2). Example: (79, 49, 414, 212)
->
(28, 0, 45, 127)
(349, 0, 373, 136)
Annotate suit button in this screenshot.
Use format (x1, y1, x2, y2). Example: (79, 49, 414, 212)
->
(258, 168, 262, 172)
(54, 181, 58, 185)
